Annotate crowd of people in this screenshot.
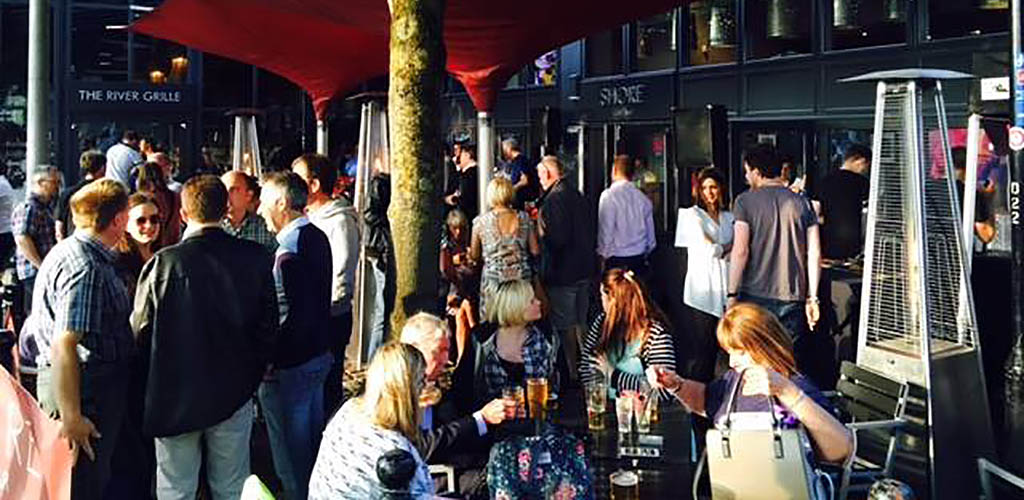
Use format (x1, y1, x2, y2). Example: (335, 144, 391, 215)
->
(0, 129, 879, 499)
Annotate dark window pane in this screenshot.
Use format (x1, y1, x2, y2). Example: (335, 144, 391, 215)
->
(928, 0, 1008, 40)
(746, 0, 812, 59)
(202, 54, 253, 107)
(585, 28, 623, 77)
(1, 3, 29, 179)
(634, 11, 676, 72)
(688, 1, 738, 66)
(71, 6, 130, 81)
(831, 0, 906, 50)
(131, 34, 189, 84)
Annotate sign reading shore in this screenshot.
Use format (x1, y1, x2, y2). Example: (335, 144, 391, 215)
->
(69, 83, 194, 111)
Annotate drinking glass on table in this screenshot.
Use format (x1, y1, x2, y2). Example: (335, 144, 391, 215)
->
(610, 469, 640, 500)
(615, 391, 635, 435)
(526, 377, 549, 421)
(585, 383, 607, 431)
(634, 391, 652, 434)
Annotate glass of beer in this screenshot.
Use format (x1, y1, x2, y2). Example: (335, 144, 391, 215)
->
(615, 392, 634, 435)
(609, 470, 640, 500)
(526, 377, 549, 421)
(585, 383, 607, 431)
(634, 392, 651, 434)
(502, 386, 524, 420)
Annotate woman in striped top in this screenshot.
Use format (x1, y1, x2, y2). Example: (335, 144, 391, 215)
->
(579, 268, 678, 401)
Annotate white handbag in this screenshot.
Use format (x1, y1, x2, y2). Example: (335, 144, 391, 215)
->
(706, 371, 823, 500)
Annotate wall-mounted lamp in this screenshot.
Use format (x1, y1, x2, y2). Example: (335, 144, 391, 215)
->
(149, 70, 167, 84)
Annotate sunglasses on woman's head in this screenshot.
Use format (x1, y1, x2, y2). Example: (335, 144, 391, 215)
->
(135, 215, 161, 225)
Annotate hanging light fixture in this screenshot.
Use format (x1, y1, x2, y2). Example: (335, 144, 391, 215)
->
(709, 0, 737, 47)
(169, 56, 189, 83)
(977, 0, 1009, 9)
(883, 0, 905, 22)
(149, 70, 167, 84)
(833, 0, 861, 29)
(228, 109, 263, 178)
(766, 0, 804, 39)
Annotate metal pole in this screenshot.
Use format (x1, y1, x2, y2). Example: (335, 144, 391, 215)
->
(26, 0, 50, 173)
(1005, 0, 1024, 473)
(316, 119, 329, 156)
(477, 111, 494, 216)
(964, 114, 981, 274)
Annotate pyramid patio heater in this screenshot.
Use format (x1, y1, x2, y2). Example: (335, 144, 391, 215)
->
(841, 69, 995, 498)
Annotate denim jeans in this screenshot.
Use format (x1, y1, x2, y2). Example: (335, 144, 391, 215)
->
(258, 352, 333, 500)
(154, 402, 253, 500)
(547, 279, 591, 382)
(364, 256, 387, 362)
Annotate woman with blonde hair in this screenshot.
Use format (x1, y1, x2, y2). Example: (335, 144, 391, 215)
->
(476, 279, 556, 403)
(469, 177, 540, 318)
(579, 268, 677, 401)
(309, 342, 434, 499)
(655, 303, 853, 463)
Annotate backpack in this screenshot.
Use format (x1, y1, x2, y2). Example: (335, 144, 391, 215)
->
(486, 425, 594, 500)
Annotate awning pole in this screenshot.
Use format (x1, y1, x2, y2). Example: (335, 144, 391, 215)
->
(316, 119, 329, 156)
(26, 0, 50, 173)
(477, 111, 495, 216)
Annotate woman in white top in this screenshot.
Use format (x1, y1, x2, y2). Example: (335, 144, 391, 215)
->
(674, 167, 734, 382)
(309, 342, 434, 499)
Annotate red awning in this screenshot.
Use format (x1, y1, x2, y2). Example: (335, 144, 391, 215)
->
(133, 0, 686, 117)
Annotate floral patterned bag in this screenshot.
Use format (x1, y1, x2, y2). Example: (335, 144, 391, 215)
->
(486, 427, 595, 500)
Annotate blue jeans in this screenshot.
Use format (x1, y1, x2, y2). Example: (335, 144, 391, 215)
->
(258, 352, 333, 500)
(155, 402, 252, 500)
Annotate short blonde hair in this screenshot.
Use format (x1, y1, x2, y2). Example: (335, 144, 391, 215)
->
(486, 177, 515, 209)
(71, 179, 129, 231)
(362, 342, 426, 447)
(488, 279, 535, 327)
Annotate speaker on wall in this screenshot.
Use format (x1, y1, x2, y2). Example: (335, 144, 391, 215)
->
(674, 105, 728, 207)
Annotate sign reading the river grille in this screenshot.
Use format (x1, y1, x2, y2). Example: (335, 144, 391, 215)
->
(69, 83, 194, 111)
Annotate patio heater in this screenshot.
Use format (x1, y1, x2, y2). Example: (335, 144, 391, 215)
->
(842, 69, 995, 499)
(351, 95, 389, 369)
(228, 109, 262, 178)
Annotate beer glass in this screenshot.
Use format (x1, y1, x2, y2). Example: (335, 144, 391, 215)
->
(635, 392, 651, 434)
(526, 377, 549, 421)
(609, 470, 640, 500)
(502, 386, 524, 420)
(615, 392, 634, 435)
(585, 383, 607, 431)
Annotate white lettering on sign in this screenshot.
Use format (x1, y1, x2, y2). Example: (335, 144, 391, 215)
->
(599, 84, 647, 108)
(78, 89, 182, 103)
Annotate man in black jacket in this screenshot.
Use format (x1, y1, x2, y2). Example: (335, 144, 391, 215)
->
(256, 171, 334, 500)
(536, 156, 596, 385)
(131, 175, 278, 499)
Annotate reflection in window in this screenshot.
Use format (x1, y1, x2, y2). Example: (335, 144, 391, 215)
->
(746, 0, 812, 59)
(585, 28, 623, 77)
(72, 7, 130, 81)
(132, 35, 189, 84)
(928, 0, 1009, 40)
(634, 12, 676, 72)
(688, 1, 737, 66)
(831, 0, 906, 50)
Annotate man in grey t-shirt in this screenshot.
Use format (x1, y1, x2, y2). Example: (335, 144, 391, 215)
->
(727, 144, 822, 365)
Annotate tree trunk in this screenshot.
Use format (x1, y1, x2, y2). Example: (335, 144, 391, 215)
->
(387, 0, 446, 334)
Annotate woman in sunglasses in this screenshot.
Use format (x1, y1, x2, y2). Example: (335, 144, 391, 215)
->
(114, 193, 162, 297)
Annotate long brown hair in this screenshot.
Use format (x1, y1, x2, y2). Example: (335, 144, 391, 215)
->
(598, 268, 668, 359)
(695, 167, 727, 215)
(115, 193, 161, 256)
(716, 303, 798, 377)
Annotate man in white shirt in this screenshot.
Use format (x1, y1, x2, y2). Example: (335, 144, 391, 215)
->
(596, 155, 656, 278)
(105, 130, 142, 188)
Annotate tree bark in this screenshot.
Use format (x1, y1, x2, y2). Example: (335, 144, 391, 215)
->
(387, 0, 446, 334)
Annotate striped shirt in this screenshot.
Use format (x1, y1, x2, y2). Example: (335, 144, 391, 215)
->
(579, 312, 677, 401)
(309, 400, 434, 500)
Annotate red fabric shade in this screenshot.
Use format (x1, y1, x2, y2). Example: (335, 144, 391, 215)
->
(133, 0, 686, 117)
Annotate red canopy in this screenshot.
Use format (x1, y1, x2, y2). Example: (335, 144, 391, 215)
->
(133, 0, 685, 117)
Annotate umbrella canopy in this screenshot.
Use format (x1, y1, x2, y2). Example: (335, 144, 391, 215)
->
(133, 0, 686, 117)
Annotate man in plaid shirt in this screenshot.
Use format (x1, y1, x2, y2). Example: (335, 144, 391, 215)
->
(25, 179, 134, 500)
(13, 165, 60, 317)
(221, 170, 278, 254)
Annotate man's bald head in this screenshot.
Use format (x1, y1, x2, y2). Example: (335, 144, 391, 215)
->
(399, 312, 450, 381)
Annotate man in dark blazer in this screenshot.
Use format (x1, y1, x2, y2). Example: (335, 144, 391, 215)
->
(131, 175, 278, 499)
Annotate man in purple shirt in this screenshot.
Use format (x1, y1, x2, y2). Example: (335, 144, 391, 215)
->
(596, 155, 656, 278)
